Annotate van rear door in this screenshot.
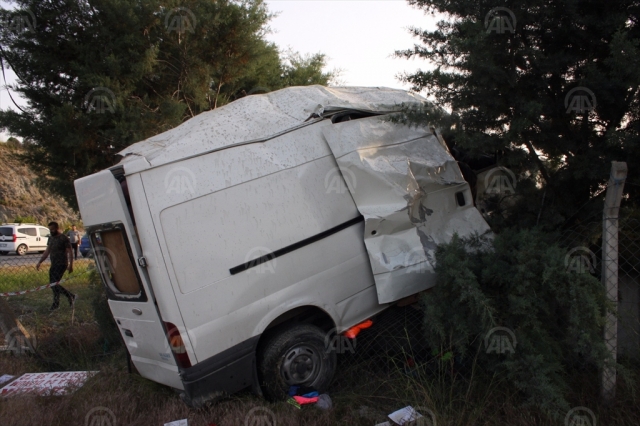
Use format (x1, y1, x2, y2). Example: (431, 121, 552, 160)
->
(74, 170, 183, 389)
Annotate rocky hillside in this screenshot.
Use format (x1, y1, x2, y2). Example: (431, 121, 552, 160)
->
(0, 143, 80, 226)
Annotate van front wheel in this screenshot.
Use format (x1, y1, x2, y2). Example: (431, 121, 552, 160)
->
(258, 323, 336, 401)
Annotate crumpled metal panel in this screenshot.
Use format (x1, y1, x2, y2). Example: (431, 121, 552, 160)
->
(322, 116, 491, 303)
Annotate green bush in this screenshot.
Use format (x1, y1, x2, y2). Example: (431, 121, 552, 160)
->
(89, 270, 122, 351)
(13, 215, 38, 224)
(424, 229, 610, 417)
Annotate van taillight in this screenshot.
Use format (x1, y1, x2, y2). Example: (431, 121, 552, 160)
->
(164, 322, 192, 368)
(12, 234, 16, 242)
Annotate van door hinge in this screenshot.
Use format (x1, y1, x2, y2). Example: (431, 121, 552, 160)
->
(138, 257, 147, 268)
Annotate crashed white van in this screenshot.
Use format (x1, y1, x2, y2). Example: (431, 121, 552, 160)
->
(74, 86, 490, 405)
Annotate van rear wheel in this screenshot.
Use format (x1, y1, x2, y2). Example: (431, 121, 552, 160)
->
(16, 244, 27, 256)
(258, 323, 336, 401)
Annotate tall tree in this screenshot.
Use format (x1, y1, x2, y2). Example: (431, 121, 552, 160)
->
(398, 0, 640, 228)
(0, 0, 334, 207)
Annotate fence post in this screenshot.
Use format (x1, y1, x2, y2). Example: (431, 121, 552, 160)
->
(601, 161, 627, 402)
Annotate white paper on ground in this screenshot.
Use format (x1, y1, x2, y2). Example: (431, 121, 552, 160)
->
(164, 420, 188, 426)
(388, 406, 423, 425)
(0, 371, 98, 397)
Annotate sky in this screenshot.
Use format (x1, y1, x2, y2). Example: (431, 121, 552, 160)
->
(263, 0, 438, 89)
(0, 0, 440, 139)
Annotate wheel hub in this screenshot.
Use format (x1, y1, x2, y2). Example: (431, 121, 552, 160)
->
(281, 345, 321, 385)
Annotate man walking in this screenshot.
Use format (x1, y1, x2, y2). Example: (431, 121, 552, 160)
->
(36, 221, 76, 311)
(67, 224, 81, 260)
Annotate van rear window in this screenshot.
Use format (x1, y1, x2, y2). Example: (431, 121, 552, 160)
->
(0, 227, 12, 236)
(92, 229, 141, 296)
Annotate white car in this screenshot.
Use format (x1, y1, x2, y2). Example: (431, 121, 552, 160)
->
(0, 223, 51, 256)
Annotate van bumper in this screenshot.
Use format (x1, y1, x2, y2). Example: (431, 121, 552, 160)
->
(179, 335, 260, 407)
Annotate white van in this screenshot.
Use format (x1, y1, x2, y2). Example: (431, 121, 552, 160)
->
(0, 223, 51, 255)
(74, 86, 490, 406)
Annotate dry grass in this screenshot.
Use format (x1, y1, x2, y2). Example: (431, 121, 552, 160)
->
(0, 277, 639, 425)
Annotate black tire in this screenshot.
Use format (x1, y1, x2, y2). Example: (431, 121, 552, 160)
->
(81, 252, 88, 258)
(0, 251, 8, 255)
(258, 323, 336, 401)
(16, 244, 27, 256)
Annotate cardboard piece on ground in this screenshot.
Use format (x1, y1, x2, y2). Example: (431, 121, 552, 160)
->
(388, 406, 423, 425)
(164, 420, 188, 426)
(0, 374, 14, 385)
(0, 371, 98, 396)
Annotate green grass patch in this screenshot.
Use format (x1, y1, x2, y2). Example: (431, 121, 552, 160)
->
(0, 260, 93, 293)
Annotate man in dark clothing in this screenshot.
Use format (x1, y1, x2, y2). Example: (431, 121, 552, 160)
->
(36, 221, 76, 311)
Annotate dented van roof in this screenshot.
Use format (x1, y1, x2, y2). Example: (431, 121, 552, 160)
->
(117, 86, 425, 168)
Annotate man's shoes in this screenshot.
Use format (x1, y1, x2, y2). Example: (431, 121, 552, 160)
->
(49, 304, 59, 312)
(70, 294, 78, 307)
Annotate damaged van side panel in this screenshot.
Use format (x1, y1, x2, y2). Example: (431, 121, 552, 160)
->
(322, 116, 491, 303)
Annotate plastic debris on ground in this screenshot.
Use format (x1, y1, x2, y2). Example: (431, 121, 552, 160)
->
(286, 385, 332, 410)
(0, 374, 14, 386)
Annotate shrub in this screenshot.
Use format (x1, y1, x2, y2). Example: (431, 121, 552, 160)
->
(423, 229, 610, 417)
(13, 215, 38, 224)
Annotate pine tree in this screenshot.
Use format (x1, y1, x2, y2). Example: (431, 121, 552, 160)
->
(398, 0, 640, 228)
(0, 0, 334, 207)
